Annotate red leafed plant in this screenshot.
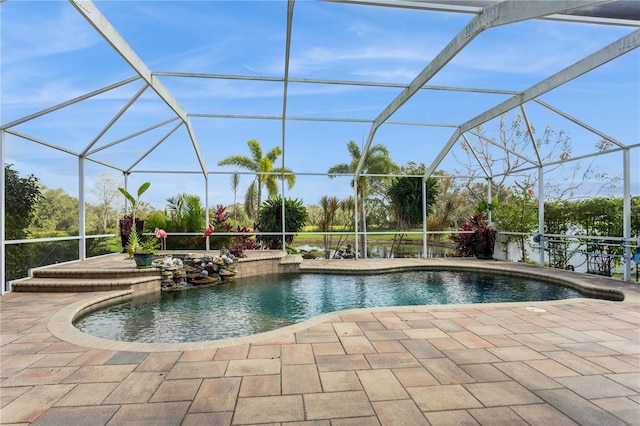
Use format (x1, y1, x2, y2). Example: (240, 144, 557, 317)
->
(450, 211, 496, 258)
(229, 225, 259, 258)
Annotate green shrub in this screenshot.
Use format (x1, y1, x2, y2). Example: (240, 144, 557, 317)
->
(257, 197, 307, 249)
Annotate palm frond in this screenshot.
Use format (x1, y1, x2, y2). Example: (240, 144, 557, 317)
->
(273, 167, 296, 189)
(244, 181, 258, 219)
(265, 176, 279, 198)
(265, 146, 283, 162)
(327, 164, 351, 176)
(247, 139, 263, 162)
(217, 155, 256, 171)
(346, 140, 361, 159)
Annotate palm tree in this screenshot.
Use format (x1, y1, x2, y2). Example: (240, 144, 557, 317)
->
(218, 139, 295, 220)
(328, 140, 398, 257)
(165, 193, 205, 232)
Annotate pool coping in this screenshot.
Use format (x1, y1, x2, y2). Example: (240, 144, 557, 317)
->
(48, 258, 640, 352)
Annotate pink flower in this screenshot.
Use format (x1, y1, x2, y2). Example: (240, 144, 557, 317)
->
(527, 188, 534, 196)
(203, 224, 214, 238)
(155, 228, 167, 239)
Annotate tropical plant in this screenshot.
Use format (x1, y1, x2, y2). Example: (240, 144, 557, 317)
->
(318, 195, 340, 259)
(450, 206, 497, 259)
(427, 174, 464, 243)
(118, 182, 151, 257)
(218, 139, 295, 220)
(326, 196, 357, 258)
(166, 193, 206, 233)
(257, 197, 307, 249)
(228, 225, 259, 258)
(208, 204, 233, 249)
(328, 140, 398, 257)
(387, 163, 439, 228)
(125, 235, 159, 256)
(387, 163, 439, 257)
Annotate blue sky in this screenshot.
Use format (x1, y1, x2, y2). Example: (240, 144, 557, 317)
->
(2, 1, 638, 210)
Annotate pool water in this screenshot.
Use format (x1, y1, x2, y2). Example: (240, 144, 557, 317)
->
(74, 271, 589, 343)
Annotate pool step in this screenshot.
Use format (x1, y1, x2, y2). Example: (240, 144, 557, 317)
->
(12, 264, 161, 293)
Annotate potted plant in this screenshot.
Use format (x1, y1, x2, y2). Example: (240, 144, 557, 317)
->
(127, 237, 159, 268)
(473, 222, 497, 259)
(119, 182, 156, 267)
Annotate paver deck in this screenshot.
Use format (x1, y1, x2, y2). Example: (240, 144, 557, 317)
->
(1, 255, 639, 425)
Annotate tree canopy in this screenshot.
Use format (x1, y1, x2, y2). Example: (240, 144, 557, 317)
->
(5, 164, 42, 240)
(218, 139, 295, 220)
(387, 163, 439, 229)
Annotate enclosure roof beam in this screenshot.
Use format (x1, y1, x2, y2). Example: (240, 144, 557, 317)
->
(519, 105, 543, 166)
(354, 0, 608, 180)
(461, 134, 491, 179)
(86, 117, 181, 156)
(125, 122, 183, 174)
(4, 128, 128, 173)
(154, 71, 521, 95)
(189, 112, 457, 128)
(81, 84, 149, 156)
(534, 99, 626, 148)
(326, 0, 640, 27)
(69, 0, 207, 176)
(500, 143, 637, 178)
(84, 157, 127, 173)
(425, 28, 640, 178)
(0, 76, 140, 130)
(281, 0, 295, 161)
(5, 129, 80, 157)
(467, 129, 539, 166)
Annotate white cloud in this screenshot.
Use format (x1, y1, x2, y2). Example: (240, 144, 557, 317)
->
(1, 3, 100, 64)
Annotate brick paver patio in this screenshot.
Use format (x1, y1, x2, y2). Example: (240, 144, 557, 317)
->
(1, 256, 639, 425)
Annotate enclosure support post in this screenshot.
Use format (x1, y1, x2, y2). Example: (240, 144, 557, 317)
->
(354, 184, 359, 260)
(487, 178, 493, 224)
(422, 176, 428, 259)
(623, 149, 631, 282)
(1, 130, 6, 294)
(122, 174, 129, 215)
(281, 181, 286, 255)
(205, 176, 210, 252)
(538, 167, 545, 268)
(79, 157, 86, 260)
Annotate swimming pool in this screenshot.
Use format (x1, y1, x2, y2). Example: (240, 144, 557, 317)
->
(74, 270, 592, 343)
